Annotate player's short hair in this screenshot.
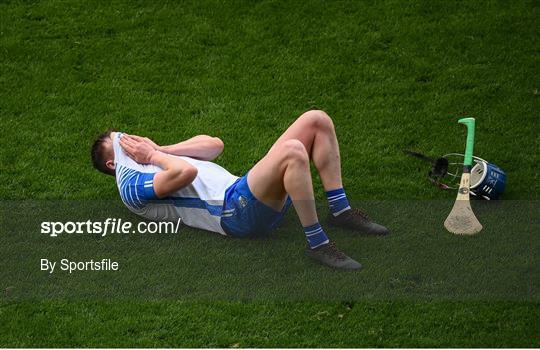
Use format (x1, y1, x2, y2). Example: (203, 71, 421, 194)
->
(91, 129, 116, 176)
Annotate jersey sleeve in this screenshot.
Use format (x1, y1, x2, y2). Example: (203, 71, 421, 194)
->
(117, 169, 159, 209)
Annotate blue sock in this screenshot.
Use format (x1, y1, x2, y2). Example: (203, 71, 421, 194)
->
(304, 222, 329, 249)
(326, 188, 351, 216)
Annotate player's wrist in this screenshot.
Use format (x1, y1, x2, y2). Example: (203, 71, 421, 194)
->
(147, 149, 161, 164)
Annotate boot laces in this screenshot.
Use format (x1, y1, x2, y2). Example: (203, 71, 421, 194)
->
(324, 241, 346, 260)
(351, 208, 371, 222)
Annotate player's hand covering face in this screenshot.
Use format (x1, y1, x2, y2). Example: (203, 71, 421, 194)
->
(119, 134, 157, 164)
(126, 134, 161, 151)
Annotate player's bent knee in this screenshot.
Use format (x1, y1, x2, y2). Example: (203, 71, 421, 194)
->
(282, 139, 307, 153)
(282, 139, 309, 163)
(302, 110, 334, 131)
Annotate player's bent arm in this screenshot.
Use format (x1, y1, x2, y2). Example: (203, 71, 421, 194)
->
(150, 152, 198, 198)
(160, 135, 224, 161)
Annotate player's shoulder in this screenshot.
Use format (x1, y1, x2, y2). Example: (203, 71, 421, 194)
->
(116, 166, 158, 209)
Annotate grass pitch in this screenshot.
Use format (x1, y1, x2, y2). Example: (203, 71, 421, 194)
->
(1, 0, 539, 347)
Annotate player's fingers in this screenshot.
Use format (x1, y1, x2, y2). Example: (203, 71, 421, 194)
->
(123, 148, 133, 158)
(121, 134, 134, 142)
(121, 136, 137, 147)
(120, 139, 135, 153)
(144, 137, 156, 145)
(130, 135, 145, 142)
(124, 147, 137, 159)
(127, 135, 145, 146)
(121, 135, 134, 143)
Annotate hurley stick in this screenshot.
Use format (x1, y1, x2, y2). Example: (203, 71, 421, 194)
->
(444, 117, 483, 235)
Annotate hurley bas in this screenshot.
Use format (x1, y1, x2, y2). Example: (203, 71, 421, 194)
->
(41, 258, 119, 274)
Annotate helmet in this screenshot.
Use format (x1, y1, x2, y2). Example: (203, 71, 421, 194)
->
(443, 153, 507, 200)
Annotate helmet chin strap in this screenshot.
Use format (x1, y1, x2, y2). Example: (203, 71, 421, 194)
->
(403, 150, 450, 190)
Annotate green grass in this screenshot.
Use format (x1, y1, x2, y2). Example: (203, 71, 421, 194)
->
(1, 0, 539, 347)
(1, 301, 538, 347)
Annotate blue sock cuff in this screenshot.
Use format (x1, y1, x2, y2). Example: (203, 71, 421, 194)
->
(303, 222, 329, 249)
(304, 223, 322, 232)
(326, 188, 345, 197)
(326, 188, 351, 216)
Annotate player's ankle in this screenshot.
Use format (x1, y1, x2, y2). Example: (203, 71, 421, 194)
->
(326, 188, 351, 216)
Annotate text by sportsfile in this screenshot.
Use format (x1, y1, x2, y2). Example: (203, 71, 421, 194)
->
(41, 258, 119, 274)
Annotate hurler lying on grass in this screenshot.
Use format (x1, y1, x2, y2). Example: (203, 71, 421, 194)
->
(91, 110, 389, 270)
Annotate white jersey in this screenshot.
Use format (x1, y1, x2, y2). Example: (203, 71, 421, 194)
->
(113, 132, 239, 235)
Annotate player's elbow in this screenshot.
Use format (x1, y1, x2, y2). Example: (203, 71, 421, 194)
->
(170, 164, 197, 182)
(182, 165, 198, 183)
(168, 165, 198, 192)
(212, 137, 224, 153)
(204, 137, 224, 160)
(154, 164, 198, 198)
(169, 162, 197, 179)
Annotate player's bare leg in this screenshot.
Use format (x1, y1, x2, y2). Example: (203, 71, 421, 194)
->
(247, 138, 361, 270)
(248, 138, 318, 227)
(249, 110, 389, 236)
(267, 110, 343, 192)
